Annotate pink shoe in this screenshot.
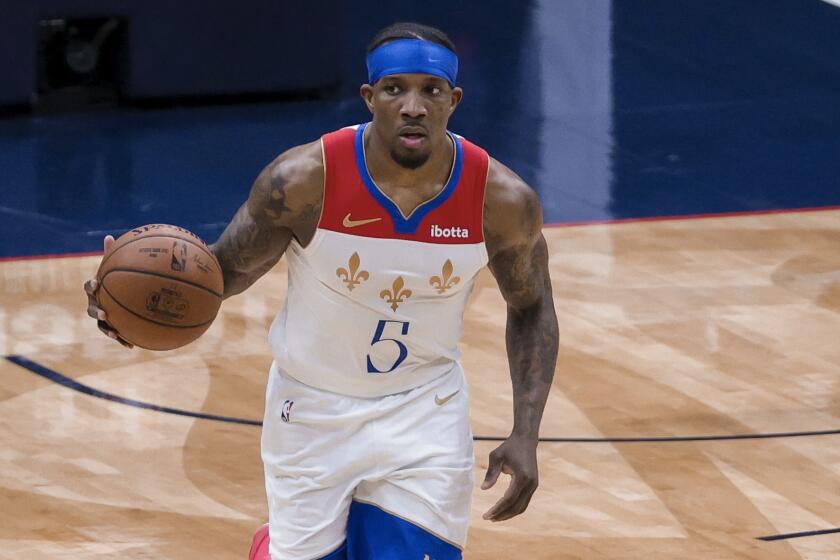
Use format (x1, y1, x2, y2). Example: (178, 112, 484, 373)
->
(248, 524, 270, 560)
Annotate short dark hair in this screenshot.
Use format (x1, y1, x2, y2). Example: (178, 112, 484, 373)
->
(367, 22, 456, 54)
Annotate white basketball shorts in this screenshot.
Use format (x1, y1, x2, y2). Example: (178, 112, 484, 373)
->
(261, 361, 474, 560)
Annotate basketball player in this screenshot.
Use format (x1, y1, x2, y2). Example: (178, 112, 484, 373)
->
(85, 22, 558, 560)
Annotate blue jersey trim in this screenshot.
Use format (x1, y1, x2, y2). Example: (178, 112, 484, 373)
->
(346, 500, 461, 559)
(353, 123, 464, 235)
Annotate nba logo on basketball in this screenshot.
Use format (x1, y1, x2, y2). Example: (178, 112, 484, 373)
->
(281, 400, 294, 423)
(170, 241, 188, 272)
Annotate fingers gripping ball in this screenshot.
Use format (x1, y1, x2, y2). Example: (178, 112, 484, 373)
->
(96, 224, 224, 350)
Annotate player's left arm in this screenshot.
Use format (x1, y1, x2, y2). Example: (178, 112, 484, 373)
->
(481, 158, 559, 522)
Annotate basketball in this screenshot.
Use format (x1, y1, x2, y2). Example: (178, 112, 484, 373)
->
(96, 224, 224, 350)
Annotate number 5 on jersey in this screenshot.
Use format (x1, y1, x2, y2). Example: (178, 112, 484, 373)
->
(367, 320, 410, 374)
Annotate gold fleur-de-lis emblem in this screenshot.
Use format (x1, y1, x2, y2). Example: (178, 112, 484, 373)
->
(429, 259, 460, 294)
(336, 252, 369, 291)
(380, 276, 412, 311)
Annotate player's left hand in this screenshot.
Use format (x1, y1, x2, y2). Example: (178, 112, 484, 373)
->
(481, 434, 539, 521)
(83, 235, 134, 349)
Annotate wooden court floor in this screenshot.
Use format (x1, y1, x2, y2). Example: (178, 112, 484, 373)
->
(1, 209, 839, 559)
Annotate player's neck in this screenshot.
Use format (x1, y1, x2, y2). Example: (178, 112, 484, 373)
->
(364, 123, 454, 190)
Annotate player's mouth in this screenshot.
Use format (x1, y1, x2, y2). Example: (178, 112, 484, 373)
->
(398, 126, 427, 149)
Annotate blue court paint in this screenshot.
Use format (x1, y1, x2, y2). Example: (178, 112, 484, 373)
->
(1, 1, 839, 257)
(5, 355, 840, 443)
(346, 501, 461, 560)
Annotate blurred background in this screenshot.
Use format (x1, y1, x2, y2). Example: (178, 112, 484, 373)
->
(0, 0, 839, 258)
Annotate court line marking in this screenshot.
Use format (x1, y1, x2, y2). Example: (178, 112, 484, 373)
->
(543, 204, 840, 229)
(7, 354, 838, 544)
(6, 355, 840, 444)
(0, 250, 101, 263)
(4, 354, 261, 426)
(2, 205, 839, 262)
(474, 431, 840, 443)
(757, 527, 840, 541)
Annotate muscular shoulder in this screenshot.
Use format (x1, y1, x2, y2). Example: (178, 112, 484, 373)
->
(248, 140, 324, 239)
(483, 158, 543, 254)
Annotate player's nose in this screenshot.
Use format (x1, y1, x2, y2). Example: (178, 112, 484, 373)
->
(399, 91, 427, 119)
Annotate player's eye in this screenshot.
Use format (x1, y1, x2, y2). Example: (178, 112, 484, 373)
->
(384, 85, 401, 95)
(426, 86, 442, 96)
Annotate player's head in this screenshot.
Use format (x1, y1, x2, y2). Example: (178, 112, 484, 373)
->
(361, 22, 463, 170)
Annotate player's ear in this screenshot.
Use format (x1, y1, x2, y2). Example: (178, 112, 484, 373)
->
(360, 84, 375, 114)
(449, 87, 463, 114)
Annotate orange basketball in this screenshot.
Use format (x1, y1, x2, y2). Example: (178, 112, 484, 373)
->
(96, 224, 224, 350)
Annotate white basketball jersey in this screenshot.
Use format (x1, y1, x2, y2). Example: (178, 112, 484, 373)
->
(268, 124, 489, 397)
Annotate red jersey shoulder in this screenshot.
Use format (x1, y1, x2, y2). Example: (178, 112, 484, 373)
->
(319, 125, 489, 244)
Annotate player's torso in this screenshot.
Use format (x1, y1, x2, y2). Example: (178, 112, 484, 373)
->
(269, 123, 489, 397)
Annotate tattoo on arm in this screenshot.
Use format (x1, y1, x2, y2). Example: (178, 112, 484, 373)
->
(489, 233, 559, 440)
(263, 179, 293, 222)
(204, 139, 323, 299)
(211, 162, 300, 298)
(485, 173, 559, 442)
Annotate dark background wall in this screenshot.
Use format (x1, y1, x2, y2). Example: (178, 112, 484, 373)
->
(1, 0, 839, 258)
(0, 0, 535, 109)
(0, 0, 341, 106)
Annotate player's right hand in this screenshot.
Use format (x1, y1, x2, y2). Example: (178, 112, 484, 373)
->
(84, 235, 134, 348)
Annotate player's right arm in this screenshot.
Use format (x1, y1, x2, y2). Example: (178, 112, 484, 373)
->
(84, 140, 324, 344)
(211, 140, 323, 299)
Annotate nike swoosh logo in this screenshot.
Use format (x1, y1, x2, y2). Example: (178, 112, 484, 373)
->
(343, 213, 382, 228)
(435, 390, 460, 406)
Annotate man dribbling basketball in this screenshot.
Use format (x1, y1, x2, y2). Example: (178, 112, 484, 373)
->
(85, 22, 559, 560)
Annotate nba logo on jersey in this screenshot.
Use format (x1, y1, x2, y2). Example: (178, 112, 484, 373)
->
(281, 400, 293, 423)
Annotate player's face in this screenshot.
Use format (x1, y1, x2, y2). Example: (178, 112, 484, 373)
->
(361, 74, 463, 169)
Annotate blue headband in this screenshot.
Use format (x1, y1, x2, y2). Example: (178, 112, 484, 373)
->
(367, 38, 458, 86)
